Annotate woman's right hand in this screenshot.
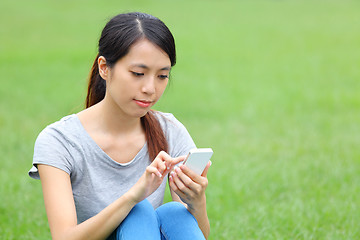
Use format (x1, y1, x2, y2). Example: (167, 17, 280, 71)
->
(126, 151, 185, 204)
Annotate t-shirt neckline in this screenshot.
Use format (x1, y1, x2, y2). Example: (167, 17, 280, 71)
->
(71, 114, 148, 167)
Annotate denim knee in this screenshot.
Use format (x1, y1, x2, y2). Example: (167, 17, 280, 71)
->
(114, 199, 160, 240)
(156, 201, 197, 224)
(156, 202, 205, 240)
(129, 199, 157, 218)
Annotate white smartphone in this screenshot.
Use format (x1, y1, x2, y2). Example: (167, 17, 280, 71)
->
(183, 148, 213, 175)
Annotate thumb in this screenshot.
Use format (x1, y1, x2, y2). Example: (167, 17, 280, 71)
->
(201, 160, 212, 177)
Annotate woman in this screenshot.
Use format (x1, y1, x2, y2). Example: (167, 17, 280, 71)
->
(29, 12, 211, 240)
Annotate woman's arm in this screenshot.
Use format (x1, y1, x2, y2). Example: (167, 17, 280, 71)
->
(39, 164, 139, 240)
(39, 151, 184, 240)
(169, 161, 211, 239)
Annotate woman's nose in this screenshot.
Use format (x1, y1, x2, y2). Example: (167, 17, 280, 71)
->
(141, 77, 156, 95)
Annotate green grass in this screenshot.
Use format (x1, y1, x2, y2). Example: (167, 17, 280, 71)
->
(1, 0, 360, 239)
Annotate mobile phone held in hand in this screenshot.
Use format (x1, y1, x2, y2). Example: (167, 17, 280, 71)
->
(183, 148, 213, 175)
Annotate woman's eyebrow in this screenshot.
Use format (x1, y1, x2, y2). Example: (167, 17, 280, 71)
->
(160, 66, 171, 71)
(130, 64, 171, 71)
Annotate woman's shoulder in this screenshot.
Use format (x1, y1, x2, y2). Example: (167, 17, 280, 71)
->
(153, 111, 186, 130)
(45, 114, 77, 128)
(153, 111, 193, 139)
(36, 114, 80, 143)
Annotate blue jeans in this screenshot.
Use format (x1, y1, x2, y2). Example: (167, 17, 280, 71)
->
(108, 199, 205, 240)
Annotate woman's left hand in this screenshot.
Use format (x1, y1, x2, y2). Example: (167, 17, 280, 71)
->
(169, 161, 211, 211)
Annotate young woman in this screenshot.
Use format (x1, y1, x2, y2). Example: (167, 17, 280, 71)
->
(29, 12, 211, 240)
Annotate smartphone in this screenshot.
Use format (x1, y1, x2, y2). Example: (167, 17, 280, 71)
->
(183, 148, 213, 175)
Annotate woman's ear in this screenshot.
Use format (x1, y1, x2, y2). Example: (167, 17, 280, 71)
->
(98, 56, 109, 80)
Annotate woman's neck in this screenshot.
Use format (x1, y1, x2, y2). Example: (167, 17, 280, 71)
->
(78, 100, 143, 137)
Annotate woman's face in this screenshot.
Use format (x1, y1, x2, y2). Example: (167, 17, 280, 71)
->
(101, 39, 171, 119)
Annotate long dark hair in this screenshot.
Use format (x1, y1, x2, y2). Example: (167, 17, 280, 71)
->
(86, 12, 176, 161)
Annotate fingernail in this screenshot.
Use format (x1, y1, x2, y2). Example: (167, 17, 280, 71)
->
(174, 166, 180, 173)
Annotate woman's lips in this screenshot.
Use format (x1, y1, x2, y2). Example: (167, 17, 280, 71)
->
(134, 100, 152, 108)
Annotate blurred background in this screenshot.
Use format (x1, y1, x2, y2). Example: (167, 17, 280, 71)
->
(0, 0, 359, 239)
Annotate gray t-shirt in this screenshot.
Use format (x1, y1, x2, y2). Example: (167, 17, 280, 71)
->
(29, 112, 195, 224)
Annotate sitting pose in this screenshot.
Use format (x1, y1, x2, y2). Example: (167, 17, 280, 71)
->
(29, 12, 211, 240)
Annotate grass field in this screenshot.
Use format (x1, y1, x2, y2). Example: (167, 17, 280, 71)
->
(1, 0, 359, 239)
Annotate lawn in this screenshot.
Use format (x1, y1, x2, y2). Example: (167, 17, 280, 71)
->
(0, 0, 359, 239)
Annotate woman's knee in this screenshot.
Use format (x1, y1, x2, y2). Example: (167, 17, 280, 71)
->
(129, 199, 156, 216)
(114, 199, 160, 239)
(156, 201, 197, 224)
(156, 202, 205, 240)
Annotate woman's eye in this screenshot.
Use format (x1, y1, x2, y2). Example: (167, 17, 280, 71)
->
(158, 75, 169, 79)
(131, 72, 144, 77)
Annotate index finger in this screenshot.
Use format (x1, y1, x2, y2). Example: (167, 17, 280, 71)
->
(171, 155, 186, 165)
(153, 152, 185, 171)
(165, 155, 186, 173)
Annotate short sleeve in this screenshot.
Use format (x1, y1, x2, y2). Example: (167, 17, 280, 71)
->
(29, 126, 74, 179)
